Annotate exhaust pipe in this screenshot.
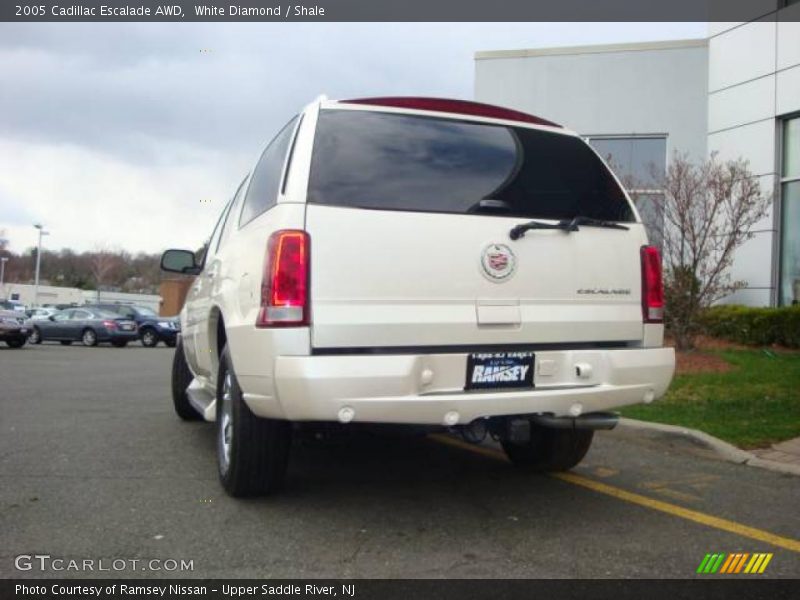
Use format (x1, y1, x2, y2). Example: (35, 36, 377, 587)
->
(529, 412, 619, 431)
(458, 418, 489, 443)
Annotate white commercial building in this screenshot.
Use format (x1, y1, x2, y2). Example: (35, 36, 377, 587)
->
(475, 8, 800, 306)
(1, 283, 84, 307)
(1, 282, 160, 312)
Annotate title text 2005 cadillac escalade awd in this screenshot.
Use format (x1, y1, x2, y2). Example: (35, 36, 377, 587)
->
(161, 96, 675, 497)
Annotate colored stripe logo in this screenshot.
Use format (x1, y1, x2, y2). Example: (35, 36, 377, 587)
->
(696, 553, 773, 574)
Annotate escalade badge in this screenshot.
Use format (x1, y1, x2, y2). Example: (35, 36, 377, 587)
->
(480, 243, 516, 282)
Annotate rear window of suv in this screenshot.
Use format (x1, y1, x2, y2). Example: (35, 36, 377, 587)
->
(308, 109, 634, 222)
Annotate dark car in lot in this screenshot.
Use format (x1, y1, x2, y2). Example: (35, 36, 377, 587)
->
(29, 308, 139, 347)
(0, 310, 31, 348)
(87, 304, 179, 348)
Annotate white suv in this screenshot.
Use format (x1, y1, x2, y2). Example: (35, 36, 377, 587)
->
(161, 96, 675, 497)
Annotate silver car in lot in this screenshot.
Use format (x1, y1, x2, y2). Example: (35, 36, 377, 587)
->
(26, 307, 59, 321)
(29, 308, 139, 347)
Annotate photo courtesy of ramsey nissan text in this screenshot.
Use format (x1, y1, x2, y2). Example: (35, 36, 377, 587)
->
(1, 2, 798, 599)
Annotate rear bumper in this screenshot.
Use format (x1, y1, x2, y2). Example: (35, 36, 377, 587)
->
(104, 330, 140, 341)
(246, 347, 675, 425)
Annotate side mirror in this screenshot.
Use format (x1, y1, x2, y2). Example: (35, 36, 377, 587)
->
(161, 249, 201, 275)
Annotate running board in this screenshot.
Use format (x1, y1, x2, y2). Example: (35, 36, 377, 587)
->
(186, 379, 216, 422)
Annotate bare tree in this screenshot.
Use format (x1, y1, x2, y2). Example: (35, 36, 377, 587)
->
(657, 153, 771, 350)
(89, 247, 123, 301)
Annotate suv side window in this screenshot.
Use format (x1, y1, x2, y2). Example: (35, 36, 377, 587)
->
(196, 196, 235, 268)
(217, 175, 250, 252)
(239, 116, 299, 228)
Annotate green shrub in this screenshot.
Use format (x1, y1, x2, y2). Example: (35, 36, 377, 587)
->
(699, 304, 800, 348)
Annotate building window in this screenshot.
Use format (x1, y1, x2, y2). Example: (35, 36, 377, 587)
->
(780, 117, 800, 305)
(588, 136, 667, 247)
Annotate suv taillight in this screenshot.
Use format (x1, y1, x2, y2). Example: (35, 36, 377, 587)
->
(641, 245, 664, 323)
(256, 230, 309, 327)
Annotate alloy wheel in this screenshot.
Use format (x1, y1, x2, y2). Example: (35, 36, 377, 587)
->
(217, 372, 234, 474)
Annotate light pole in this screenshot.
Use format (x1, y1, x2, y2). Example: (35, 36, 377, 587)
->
(0, 257, 7, 299)
(33, 224, 49, 308)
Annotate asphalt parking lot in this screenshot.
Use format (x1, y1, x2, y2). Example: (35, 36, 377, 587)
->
(1, 343, 798, 579)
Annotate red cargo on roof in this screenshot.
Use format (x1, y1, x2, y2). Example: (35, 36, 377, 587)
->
(340, 97, 562, 128)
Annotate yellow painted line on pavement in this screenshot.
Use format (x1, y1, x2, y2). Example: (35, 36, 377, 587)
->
(429, 434, 800, 553)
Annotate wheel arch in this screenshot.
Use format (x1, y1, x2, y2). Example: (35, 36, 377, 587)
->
(208, 305, 228, 374)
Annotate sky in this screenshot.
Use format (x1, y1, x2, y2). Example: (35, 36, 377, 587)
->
(0, 22, 706, 255)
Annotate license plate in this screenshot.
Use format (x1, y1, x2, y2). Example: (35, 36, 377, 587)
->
(121, 324, 134, 330)
(20, 328, 28, 334)
(465, 352, 535, 390)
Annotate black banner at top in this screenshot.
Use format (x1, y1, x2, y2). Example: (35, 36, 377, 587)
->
(2, 0, 800, 22)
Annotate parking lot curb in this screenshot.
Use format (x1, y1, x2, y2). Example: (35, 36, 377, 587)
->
(617, 418, 800, 477)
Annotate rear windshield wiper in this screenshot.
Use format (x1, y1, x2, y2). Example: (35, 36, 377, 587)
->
(509, 220, 566, 240)
(509, 216, 629, 240)
(561, 216, 630, 231)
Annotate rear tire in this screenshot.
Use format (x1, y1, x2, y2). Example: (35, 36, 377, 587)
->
(141, 328, 159, 348)
(171, 338, 202, 421)
(6, 338, 25, 348)
(217, 344, 292, 497)
(501, 424, 593, 472)
(82, 329, 98, 347)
